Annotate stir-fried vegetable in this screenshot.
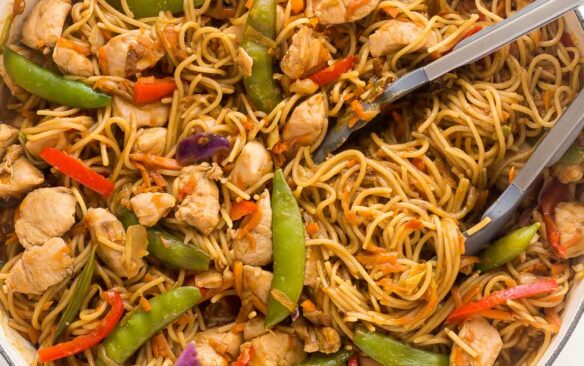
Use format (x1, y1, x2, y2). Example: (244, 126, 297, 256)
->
(540, 179, 569, 257)
(118, 207, 210, 271)
(265, 169, 305, 328)
(446, 279, 558, 323)
(40, 148, 115, 196)
(230, 200, 258, 220)
(176, 133, 231, 165)
(242, 0, 282, 112)
(3, 47, 111, 109)
(175, 343, 200, 366)
(353, 328, 449, 366)
(558, 144, 584, 165)
(478, 223, 541, 272)
(102, 287, 202, 364)
(134, 77, 176, 104)
(38, 291, 123, 362)
(308, 55, 356, 86)
(107, 0, 204, 18)
(234, 345, 254, 366)
(53, 247, 97, 341)
(299, 349, 354, 366)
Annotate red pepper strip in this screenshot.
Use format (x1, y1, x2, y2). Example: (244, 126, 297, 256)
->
(134, 76, 176, 104)
(230, 200, 258, 221)
(308, 55, 356, 86)
(540, 179, 569, 257)
(462, 26, 483, 41)
(446, 279, 558, 324)
(38, 291, 124, 362)
(233, 345, 254, 366)
(40, 147, 114, 196)
(348, 354, 359, 366)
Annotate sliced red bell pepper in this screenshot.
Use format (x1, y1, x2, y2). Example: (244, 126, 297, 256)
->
(38, 291, 124, 362)
(40, 147, 115, 196)
(230, 200, 258, 221)
(446, 279, 558, 324)
(348, 354, 359, 366)
(462, 26, 483, 41)
(234, 344, 254, 366)
(134, 76, 176, 104)
(308, 55, 356, 86)
(540, 179, 569, 257)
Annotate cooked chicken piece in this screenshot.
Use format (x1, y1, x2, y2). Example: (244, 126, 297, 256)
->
(130, 192, 175, 227)
(290, 79, 319, 95)
(175, 163, 222, 234)
(246, 331, 306, 366)
(25, 133, 66, 158)
(293, 319, 341, 354)
(88, 27, 106, 53)
(314, 0, 379, 24)
(0, 146, 44, 199)
(243, 317, 269, 340)
(6, 237, 74, 294)
(194, 328, 243, 359)
(22, 0, 71, 51)
(369, 20, 439, 57)
(281, 27, 331, 80)
(133, 127, 167, 155)
(15, 187, 76, 247)
(112, 97, 169, 128)
(195, 270, 224, 289)
(85, 208, 147, 278)
(237, 48, 253, 77)
(0, 124, 18, 158)
(52, 38, 94, 77)
(552, 163, 584, 184)
(283, 94, 326, 146)
(229, 141, 273, 190)
(233, 190, 273, 266)
(224, 21, 245, 45)
(242, 265, 273, 304)
(304, 246, 320, 287)
(450, 317, 502, 366)
(555, 202, 584, 258)
(97, 30, 164, 77)
(196, 343, 228, 366)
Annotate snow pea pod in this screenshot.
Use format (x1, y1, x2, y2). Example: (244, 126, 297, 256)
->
(478, 223, 541, 272)
(3, 48, 110, 109)
(117, 207, 210, 271)
(241, 0, 282, 113)
(265, 169, 305, 328)
(354, 328, 449, 366)
(107, 0, 204, 18)
(558, 144, 584, 165)
(299, 349, 353, 366)
(101, 286, 202, 364)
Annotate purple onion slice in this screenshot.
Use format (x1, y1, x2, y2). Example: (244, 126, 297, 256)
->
(175, 342, 200, 366)
(176, 133, 231, 165)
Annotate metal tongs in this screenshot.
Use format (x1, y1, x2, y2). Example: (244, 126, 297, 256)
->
(313, 0, 584, 163)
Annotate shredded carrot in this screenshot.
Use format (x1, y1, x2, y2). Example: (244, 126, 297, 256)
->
(230, 200, 258, 221)
(178, 175, 196, 202)
(237, 206, 263, 239)
(231, 323, 245, 334)
(543, 89, 554, 109)
(345, 211, 358, 223)
(151, 334, 173, 358)
(150, 170, 167, 187)
(272, 141, 290, 155)
(245, 0, 253, 8)
(97, 47, 109, 75)
(139, 296, 152, 312)
(306, 222, 319, 235)
(56, 38, 91, 56)
(411, 157, 425, 172)
(346, 0, 371, 17)
(382, 5, 400, 18)
(290, 0, 304, 14)
(405, 219, 422, 230)
(301, 299, 317, 313)
(234, 261, 243, 297)
(134, 161, 151, 188)
(350, 100, 365, 118)
(130, 153, 182, 170)
(377, 262, 406, 274)
(243, 119, 254, 131)
(357, 251, 398, 266)
(27, 328, 40, 345)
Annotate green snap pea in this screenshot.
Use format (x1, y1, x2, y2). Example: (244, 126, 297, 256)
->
(241, 0, 282, 113)
(299, 349, 353, 366)
(354, 328, 449, 366)
(265, 169, 305, 328)
(558, 144, 584, 165)
(102, 286, 202, 364)
(54, 246, 97, 341)
(107, 0, 204, 18)
(117, 207, 210, 271)
(478, 223, 541, 272)
(3, 48, 111, 109)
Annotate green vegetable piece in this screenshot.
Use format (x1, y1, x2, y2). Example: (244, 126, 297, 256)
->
(299, 349, 353, 366)
(117, 207, 210, 271)
(54, 246, 97, 341)
(558, 144, 584, 165)
(3, 48, 111, 109)
(354, 328, 449, 366)
(102, 286, 202, 364)
(478, 223, 541, 272)
(241, 0, 282, 113)
(265, 169, 305, 328)
(107, 0, 204, 18)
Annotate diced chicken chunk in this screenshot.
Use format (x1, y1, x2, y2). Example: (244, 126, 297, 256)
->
(0, 124, 18, 158)
(233, 191, 273, 266)
(314, 0, 379, 25)
(281, 27, 331, 80)
(555, 202, 584, 258)
(52, 38, 94, 77)
(229, 141, 273, 190)
(194, 329, 243, 359)
(196, 343, 228, 366)
(195, 270, 224, 289)
(246, 331, 306, 366)
(133, 127, 167, 155)
(283, 93, 326, 146)
(88, 27, 106, 53)
(6, 237, 73, 294)
(0, 145, 44, 199)
(242, 265, 273, 304)
(243, 317, 268, 340)
(175, 163, 222, 234)
(85, 208, 147, 278)
(97, 30, 164, 77)
(552, 163, 584, 184)
(130, 192, 175, 227)
(224, 22, 245, 45)
(237, 48, 253, 77)
(112, 97, 169, 128)
(15, 187, 76, 247)
(25, 133, 66, 158)
(293, 319, 341, 354)
(369, 20, 438, 57)
(450, 317, 502, 366)
(22, 0, 71, 50)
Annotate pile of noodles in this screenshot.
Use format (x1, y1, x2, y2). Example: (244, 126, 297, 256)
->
(0, 0, 582, 365)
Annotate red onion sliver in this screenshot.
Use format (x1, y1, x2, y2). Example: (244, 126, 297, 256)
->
(176, 133, 231, 165)
(175, 342, 200, 366)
